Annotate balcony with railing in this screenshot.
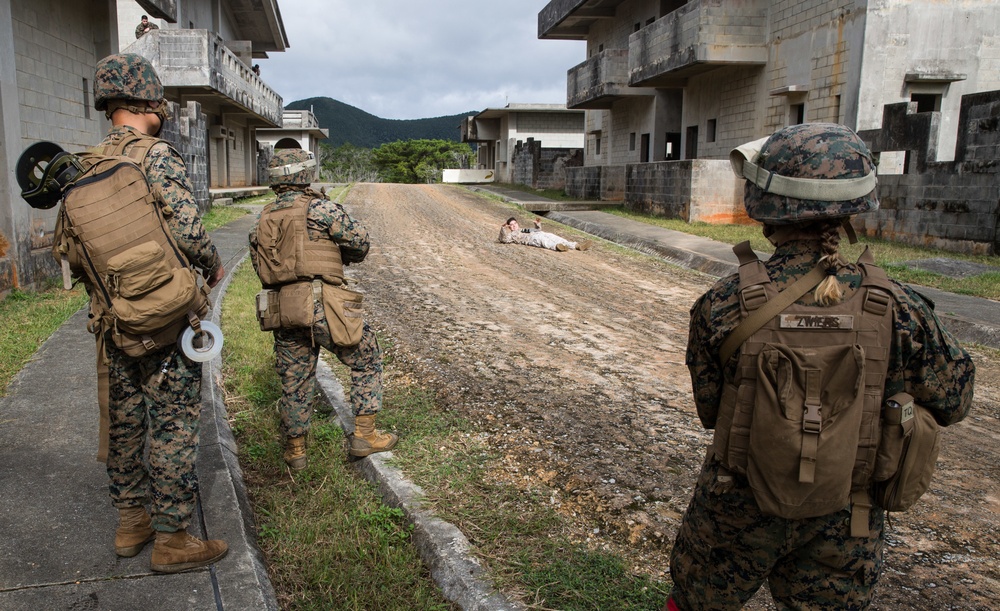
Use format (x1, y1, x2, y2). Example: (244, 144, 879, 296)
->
(538, 0, 628, 40)
(628, 0, 767, 87)
(130, 29, 283, 126)
(567, 49, 654, 109)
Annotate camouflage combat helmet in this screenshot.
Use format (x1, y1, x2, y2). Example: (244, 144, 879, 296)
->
(268, 148, 317, 187)
(93, 53, 164, 113)
(729, 123, 878, 225)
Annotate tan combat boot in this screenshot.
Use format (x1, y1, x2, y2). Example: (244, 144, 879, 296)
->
(115, 507, 155, 557)
(150, 530, 228, 573)
(576, 240, 593, 251)
(283, 435, 307, 471)
(349, 415, 398, 457)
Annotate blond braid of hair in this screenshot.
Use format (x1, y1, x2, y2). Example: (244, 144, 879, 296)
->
(814, 221, 845, 305)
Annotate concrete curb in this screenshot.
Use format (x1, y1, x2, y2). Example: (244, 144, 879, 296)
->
(201, 249, 280, 610)
(314, 364, 525, 611)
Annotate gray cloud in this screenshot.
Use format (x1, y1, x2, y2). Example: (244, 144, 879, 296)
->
(264, 0, 584, 119)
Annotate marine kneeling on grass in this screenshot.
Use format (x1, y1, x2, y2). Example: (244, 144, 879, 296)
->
(664, 123, 975, 611)
(249, 148, 397, 471)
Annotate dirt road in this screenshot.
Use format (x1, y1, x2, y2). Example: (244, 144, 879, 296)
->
(343, 183, 1000, 609)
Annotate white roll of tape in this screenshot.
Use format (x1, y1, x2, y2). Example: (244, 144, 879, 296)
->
(178, 320, 224, 362)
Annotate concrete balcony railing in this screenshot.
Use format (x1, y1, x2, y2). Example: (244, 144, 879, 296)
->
(538, 0, 627, 40)
(130, 29, 283, 126)
(629, 0, 768, 87)
(567, 49, 653, 109)
(281, 110, 322, 130)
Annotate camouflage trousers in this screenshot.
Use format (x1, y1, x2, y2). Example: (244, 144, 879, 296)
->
(105, 338, 202, 533)
(669, 452, 885, 611)
(273, 310, 383, 440)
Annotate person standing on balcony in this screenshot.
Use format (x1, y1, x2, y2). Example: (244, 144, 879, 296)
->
(135, 15, 159, 39)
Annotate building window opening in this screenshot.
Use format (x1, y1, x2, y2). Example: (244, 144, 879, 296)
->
(685, 125, 698, 159)
(706, 119, 717, 143)
(640, 133, 651, 163)
(911, 93, 941, 113)
(82, 78, 91, 119)
(595, 136, 602, 156)
(665, 132, 681, 160)
(790, 103, 805, 125)
(629, 132, 636, 151)
(634, 23, 641, 32)
(660, 0, 686, 17)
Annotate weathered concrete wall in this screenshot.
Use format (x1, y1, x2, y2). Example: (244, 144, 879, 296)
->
(624, 160, 744, 223)
(566, 165, 625, 200)
(858, 94, 1000, 255)
(0, 0, 112, 294)
(512, 139, 583, 190)
(160, 99, 210, 212)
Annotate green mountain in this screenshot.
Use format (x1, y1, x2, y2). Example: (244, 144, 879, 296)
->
(286, 97, 474, 148)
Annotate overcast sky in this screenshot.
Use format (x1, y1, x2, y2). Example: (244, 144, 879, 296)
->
(262, 0, 585, 120)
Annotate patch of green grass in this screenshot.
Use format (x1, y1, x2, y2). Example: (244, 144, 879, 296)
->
(492, 181, 576, 201)
(332, 373, 669, 609)
(601, 207, 1000, 300)
(202, 204, 251, 232)
(320, 310, 672, 608)
(0, 283, 87, 396)
(220, 260, 455, 610)
(236, 192, 278, 207)
(518, 545, 668, 611)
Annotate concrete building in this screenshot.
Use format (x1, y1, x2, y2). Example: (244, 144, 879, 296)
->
(255, 109, 328, 184)
(122, 0, 288, 189)
(538, 0, 1000, 226)
(256, 109, 329, 158)
(0, 0, 288, 294)
(461, 104, 585, 189)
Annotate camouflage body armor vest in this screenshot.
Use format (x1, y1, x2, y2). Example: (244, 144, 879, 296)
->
(254, 192, 344, 288)
(713, 244, 896, 536)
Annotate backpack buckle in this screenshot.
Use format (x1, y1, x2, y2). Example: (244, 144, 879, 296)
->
(802, 402, 822, 433)
(740, 284, 768, 311)
(863, 288, 890, 316)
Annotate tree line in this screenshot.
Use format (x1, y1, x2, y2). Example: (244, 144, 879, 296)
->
(317, 139, 473, 184)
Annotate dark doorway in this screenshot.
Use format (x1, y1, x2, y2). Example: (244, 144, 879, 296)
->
(685, 125, 698, 159)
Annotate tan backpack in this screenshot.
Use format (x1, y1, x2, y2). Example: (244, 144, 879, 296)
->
(715, 243, 896, 536)
(53, 133, 208, 357)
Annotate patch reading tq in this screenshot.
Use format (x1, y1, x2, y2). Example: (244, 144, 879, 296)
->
(779, 314, 854, 329)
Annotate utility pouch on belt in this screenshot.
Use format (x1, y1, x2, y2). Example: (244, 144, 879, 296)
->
(277, 282, 315, 329)
(321, 281, 364, 347)
(873, 392, 941, 511)
(255, 289, 281, 331)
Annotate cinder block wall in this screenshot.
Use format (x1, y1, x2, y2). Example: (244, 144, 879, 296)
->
(859, 93, 1000, 255)
(159, 100, 210, 212)
(512, 139, 583, 190)
(625, 160, 743, 222)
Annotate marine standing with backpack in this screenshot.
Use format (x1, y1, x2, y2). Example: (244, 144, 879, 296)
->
(665, 124, 975, 610)
(88, 54, 227, 572)
(249, 149, 396, 472)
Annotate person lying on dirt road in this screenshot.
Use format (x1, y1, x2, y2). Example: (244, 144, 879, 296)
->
(498, 216, 591, 252)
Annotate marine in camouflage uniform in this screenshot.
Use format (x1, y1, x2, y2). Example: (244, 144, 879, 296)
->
(249, 149, 395, 471)
(666, 124, 975, 610)
(91, 53, 227, 572)
(498, 217, 589, 251)
(135, 15, 159, 39)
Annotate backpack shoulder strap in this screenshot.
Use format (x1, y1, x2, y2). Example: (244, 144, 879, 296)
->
(719, 264, 826, 365)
